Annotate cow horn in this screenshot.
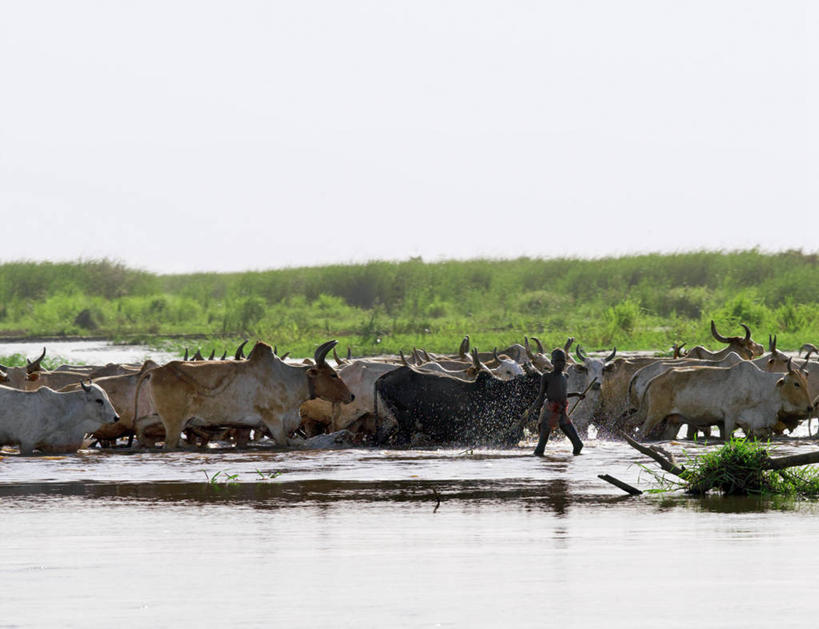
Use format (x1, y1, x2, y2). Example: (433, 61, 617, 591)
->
(81, 379, 91, 393)
(220, 351, 227, 360)
(235, 340, 248, 360)
(493, 347, 500, 361)
(605, 347, 617, 362)
(26, 347, 46, 373)
(710, 320, 732, 343)
(524, 337, 535, 360)
(564, 337, 575, 352)
(531, 336, 545, 354)
(208, 349, 215, 361)
(281, 352, 290, 360)
(787, 357, 794, 374)
(805, 349, 816, 363)
(459, 335, 470, 359)
(422, 349, 433, 362)
(740, 323, 752, 342)
(274, 345, 278, 356)
(400, 350, 409, 366)
(800, 343, 818, 357)
(471, 347, 486, 370)
(771, 335, 777, 353)
(314, 340, 337, 366)
(576, 345, 587, 361)
(183, 348, 189, 361)
(333, 347, 345, 366)
(347, 347, 352, 360)
(192, 350, 204, 361)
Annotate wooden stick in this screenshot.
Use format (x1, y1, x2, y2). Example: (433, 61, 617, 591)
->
(598, 474, 643, 496)
(568, 377, 599, 416)
(621, 432, 687, 477)
(763, 450, 819, 470)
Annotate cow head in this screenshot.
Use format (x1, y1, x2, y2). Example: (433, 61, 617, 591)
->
(761, 335, 792, 372)
(710, 320, 764, 358)
(306, 340, 355, 404)
(775, 359, 814, 419)
(491, 348, 525, 380)
(574, 345, 617, 391)
(80, 380, 120, 426)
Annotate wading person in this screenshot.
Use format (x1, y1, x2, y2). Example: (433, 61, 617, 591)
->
(528, 348, 585, 456)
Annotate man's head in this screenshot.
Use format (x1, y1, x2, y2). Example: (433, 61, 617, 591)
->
(551, 348, 566, 372)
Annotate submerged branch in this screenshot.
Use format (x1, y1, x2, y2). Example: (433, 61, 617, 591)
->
(621, 432, 687, 477)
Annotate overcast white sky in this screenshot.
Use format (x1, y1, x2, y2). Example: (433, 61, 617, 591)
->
(1, 1, 817, 273)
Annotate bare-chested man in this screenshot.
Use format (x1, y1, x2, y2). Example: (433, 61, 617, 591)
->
(528, 348, 585, 456)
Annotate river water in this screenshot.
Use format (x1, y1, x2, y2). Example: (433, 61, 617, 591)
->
(2, 342, 819, 627)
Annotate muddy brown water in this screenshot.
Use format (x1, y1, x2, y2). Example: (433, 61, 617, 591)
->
(4, 437, 819, 628)
(3, 342, 819, 626)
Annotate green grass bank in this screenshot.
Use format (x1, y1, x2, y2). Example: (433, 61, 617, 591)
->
(0, 250, 817, 357)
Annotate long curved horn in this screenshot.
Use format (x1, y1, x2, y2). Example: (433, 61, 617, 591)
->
(531, 337, 545, 354)
(493, 347, 500, 361)
(399, 350, 409, 366)
(459, 335, 470, 359)
(333, 347, 345, 366)
(422, 349, 433, 362)
(234, 339, 248, 360)
(564, 337, 575, 352)
(81, 379, 91, 393)
(771, 335, 777, 353)
(605, 347, 617, 362)
(575, 345, 587, 362)
(26, 347, 47, 373)
(740, 323, 751, 342)
(787, 357, 794, 374)
(313, 340, 338, 366)
(800, 343, 818, 357)
(805, 349, 816, 362)
(524, 337, 535, 360)
(711, 320, 732, 343)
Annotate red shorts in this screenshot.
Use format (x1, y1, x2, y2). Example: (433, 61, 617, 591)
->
(543, 400, 569, 430)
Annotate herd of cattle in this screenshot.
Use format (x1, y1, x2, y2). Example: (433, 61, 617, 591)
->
(1, 321, 818, 454)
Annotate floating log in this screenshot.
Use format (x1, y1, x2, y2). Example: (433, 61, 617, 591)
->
(598, 474, 642, 496)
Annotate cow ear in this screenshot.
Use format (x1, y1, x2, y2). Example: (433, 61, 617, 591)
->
(603, 363, 614, 372)
(306, 367, 318, 378)
(776, 378, 784, 388)
(27, 372, 39, 381)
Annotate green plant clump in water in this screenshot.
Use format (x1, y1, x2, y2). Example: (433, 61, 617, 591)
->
(682, 439, 819, 498)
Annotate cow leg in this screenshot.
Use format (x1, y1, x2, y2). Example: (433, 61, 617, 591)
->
(162, 420, 185, 450)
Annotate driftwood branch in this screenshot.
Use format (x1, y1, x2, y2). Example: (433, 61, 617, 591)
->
(763, 450, 819, 471)
(598, 474, 642, 496)
(621, 432, 687, 477)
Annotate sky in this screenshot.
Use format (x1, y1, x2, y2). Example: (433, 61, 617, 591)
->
(1, 1, 818, 274)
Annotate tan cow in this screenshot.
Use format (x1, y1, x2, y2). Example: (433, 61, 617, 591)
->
(60, 360, 160, 446)
(636, 360, 813, 440)
(136, 340, 353, 449)
(686, 320, 764, 360)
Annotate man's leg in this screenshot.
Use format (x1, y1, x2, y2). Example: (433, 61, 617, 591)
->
(559, 417, 583, 456)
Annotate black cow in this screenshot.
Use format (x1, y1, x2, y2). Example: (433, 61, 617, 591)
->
(374, 367, 541, 446)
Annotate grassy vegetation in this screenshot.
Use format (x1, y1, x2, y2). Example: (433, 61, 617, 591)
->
(0, 250, 817, 356)
(679, 439, 819, 497)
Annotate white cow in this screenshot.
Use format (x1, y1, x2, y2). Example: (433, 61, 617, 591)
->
(0, 382, 119, 454)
